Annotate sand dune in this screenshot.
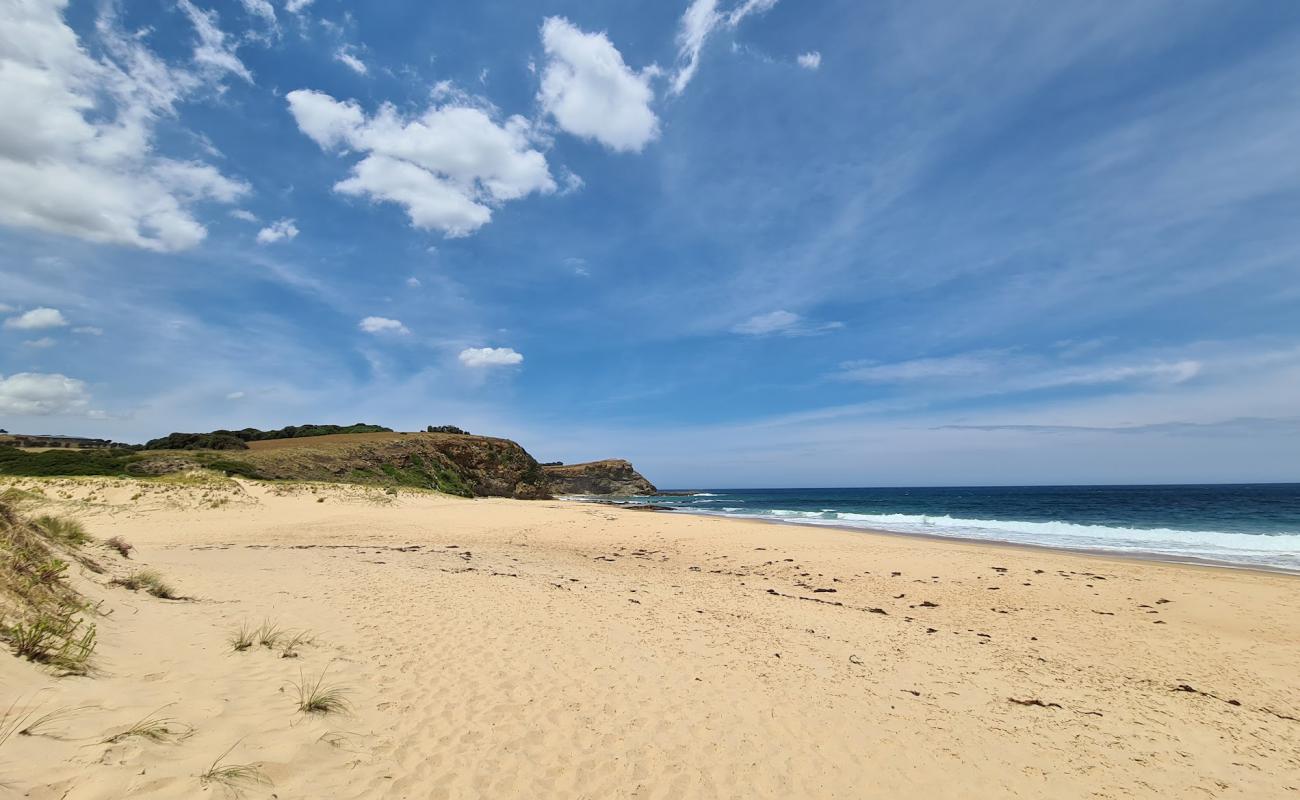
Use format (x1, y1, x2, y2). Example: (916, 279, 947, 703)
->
(2, 476, 1298, 798)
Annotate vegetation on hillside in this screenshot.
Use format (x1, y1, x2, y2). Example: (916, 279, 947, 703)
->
(0, 446, 140, 477)
(426, 425, 470, 434)
(145, 423, 393, 451)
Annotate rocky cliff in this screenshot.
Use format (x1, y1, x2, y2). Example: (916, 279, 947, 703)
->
(543, 459, 657, 496)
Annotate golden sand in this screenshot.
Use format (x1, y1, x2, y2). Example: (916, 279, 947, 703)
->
(2, 477, 1298, 798)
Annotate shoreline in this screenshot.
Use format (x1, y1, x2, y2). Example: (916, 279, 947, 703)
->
(574, 498, 1300, 577)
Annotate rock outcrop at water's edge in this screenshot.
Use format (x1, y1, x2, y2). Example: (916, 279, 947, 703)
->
(543, 459, 657, 496)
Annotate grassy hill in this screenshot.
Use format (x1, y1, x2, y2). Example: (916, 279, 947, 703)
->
(134, 432, 549, 498)
(0, 430, 655, 499)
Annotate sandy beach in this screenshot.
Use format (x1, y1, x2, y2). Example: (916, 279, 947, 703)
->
(2, 476, 1298, 799)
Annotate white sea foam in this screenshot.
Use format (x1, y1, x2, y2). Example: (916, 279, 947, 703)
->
(683, 508, 1300, 570)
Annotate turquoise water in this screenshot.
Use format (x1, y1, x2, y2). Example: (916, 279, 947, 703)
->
(596, 484, 1300, 571)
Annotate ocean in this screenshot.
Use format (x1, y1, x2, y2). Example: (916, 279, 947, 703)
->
(592, 484, 1300, 572)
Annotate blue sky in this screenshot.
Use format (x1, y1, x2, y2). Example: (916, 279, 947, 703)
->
(2, 0, 1299, 487)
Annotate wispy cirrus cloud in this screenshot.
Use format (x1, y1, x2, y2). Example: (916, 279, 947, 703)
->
(835, 348, 1203, 397)
(672, 0, 781, 94)
(933, 416, 1300, 436)
(731, 310, 842, 337)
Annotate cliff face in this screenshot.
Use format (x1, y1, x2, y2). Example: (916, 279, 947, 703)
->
(543, 459, 657, 496)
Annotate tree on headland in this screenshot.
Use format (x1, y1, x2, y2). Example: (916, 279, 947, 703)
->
(426, 425, 470, 435)
(144, 423, 392, 450)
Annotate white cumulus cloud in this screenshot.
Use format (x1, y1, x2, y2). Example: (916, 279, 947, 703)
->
(256, 218, 299, 244)
(287, 88, 555, 237)
(796, 51, 821, 70)
(537, 17, 659, 153)
(0, 0, 249, 251)
(285, 0, 314, 13)
(458, 347, 523, 368)
(358, 316, 410, 335)
(0, 372, 91, 415)
(5, 307, 69, 330)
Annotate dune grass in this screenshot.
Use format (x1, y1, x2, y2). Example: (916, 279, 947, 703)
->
(3, 609, 97, 673)
(16, 704, 94, 739)
(103, 706, 190, 744)
(200, 740, 270, 794)
(111, 569, 178, 599)
(0, 500, 98, 673)
(279, 630, 313, 659)
(30, 515, 90, 547)
(255, 620, 284, 649)
(229, 620, 314, 657)
(229, 621, 256, 652)
(0, 698, 38, 751)
(293, 665, 351, 715)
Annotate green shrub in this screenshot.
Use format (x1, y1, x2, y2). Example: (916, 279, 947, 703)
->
(0, 447, 139, 477)
(145, 423, 392, 450)
(202, 460, 266, 479)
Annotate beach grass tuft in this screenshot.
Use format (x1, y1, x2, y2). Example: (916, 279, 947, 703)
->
(17, 704, 95, 739)
(200, 740, 270, 795)
(2, 607, 97, 673)
(1, 698, 39, 751)
(111, 569, 178, 599)
(279, 629, 314, 659)
(293, 665, 351, 714)
(30, 515, 90, 547)
(103, 706, 189, 744)
(229, 621, 255, 652)
(256, 620, 284, 649)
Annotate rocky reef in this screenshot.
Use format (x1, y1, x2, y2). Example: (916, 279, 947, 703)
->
(543, 459, 657, 496)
